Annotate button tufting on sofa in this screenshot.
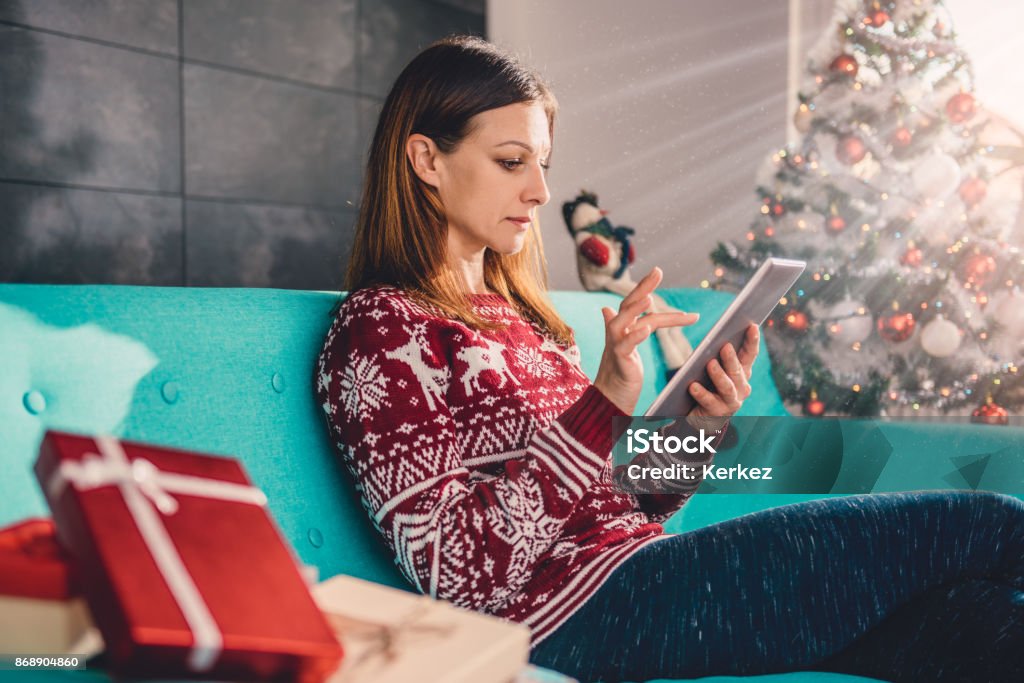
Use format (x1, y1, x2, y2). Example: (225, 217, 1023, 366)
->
(272, 372, 287, 394)
(160, 381, 179, 405)
(22, 390, 46, 415)
(308, 528, 324, 548)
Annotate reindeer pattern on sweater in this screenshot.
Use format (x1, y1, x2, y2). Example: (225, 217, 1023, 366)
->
(315, 285, 696, 645)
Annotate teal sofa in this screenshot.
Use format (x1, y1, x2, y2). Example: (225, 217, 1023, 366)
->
(3, 284, 1021, 683)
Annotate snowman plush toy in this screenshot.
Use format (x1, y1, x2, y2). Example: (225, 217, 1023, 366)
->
(562, 191, 693, 376)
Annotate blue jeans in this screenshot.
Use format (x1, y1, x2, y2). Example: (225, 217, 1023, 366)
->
(529, 492, 1024, 682)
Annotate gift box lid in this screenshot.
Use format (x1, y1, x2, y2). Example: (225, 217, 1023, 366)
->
(34, 430, 343, 682)
(0, 517, 79, 600)
(313, 575, 530, 683)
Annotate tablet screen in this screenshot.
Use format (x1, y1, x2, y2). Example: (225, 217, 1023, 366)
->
(644, 257, 806, 418)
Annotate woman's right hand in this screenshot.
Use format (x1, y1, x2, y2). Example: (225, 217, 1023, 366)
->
(593, 267, 700, 415)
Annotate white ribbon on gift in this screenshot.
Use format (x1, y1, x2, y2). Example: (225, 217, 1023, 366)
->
(47, 435, 269, 672)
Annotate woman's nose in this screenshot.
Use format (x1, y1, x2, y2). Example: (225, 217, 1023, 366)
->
(524, 162, 551, 207)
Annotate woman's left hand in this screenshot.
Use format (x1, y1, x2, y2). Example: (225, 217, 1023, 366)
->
(687, 324, 760, 418)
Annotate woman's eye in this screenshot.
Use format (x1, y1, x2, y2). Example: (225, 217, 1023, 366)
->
(499, 159, 523, 171)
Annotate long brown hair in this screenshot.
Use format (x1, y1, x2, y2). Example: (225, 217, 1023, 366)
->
(343, 35, 574, 346)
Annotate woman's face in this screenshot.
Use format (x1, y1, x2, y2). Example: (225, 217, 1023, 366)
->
(434, 101, 552, 257)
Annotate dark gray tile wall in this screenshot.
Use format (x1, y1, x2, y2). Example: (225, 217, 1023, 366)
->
(183, 0, 357, 89)
(0, 0, 484, 288)
(185, 201, 355, 289)
(183, 64, 361, 207)
(0, 183, 183, 285)
(0, 0, 179, 54)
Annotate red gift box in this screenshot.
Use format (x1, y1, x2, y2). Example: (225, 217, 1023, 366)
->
(0, 517, 78, 600)
(34, 431, 343, 681)
(0, 517, 97, 655)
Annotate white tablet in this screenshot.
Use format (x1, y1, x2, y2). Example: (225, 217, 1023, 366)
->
(644, 257, 806, 418)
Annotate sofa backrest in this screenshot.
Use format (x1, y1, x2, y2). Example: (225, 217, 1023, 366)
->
(0, 285, 785, 587)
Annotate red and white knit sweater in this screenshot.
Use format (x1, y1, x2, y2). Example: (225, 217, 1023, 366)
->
(316, 285, 698, 645)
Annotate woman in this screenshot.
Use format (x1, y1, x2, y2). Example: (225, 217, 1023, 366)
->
(316, 36, 1024, 682)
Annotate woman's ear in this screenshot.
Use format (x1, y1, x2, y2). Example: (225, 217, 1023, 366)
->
(406, 134, 442, 189)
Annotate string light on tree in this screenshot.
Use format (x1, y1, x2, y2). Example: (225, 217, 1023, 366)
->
(784, 309, 810, 333)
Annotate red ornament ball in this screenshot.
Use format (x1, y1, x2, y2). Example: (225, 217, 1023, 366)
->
(900, 247, 924, 267)
(829, 54, 859, 77)
(804, 397, 827, 417)
(971, 401, 1009, 426)
(945, 92, 977, 124)
(836, 135, 867, 165)
(961, 251, 997, 286)
(877, 312, 916, 343)
(827, 215, 847, 233)
(865, 10, 890, 26)
(771, 201, 786, 217)
(958, 177, 988, 208)
(784, 309, 810, 333)
(892, 127, 913, 148)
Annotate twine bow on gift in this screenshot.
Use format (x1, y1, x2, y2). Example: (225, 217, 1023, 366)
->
(322, 597, 455, 680)
(46, 435, 269, 673)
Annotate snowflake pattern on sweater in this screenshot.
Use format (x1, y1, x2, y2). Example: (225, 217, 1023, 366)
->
(315, 285, 700, 645)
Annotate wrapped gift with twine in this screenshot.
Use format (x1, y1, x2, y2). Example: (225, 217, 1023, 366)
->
(34, 431, 343, 681)
(0, 517, 100, 655)
(312, 575, 530, 683)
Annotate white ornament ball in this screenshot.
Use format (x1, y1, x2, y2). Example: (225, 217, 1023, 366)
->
(920, 315, 962, 358)
(892, 0, 936, 24)
(825, 299, 873, 344)
(794, 107, 813, 133)
(915, 205, 955, 247)
(901, 81, 928, 104)
(992, 290, 1024, 336)
(912, 150, 962, 199)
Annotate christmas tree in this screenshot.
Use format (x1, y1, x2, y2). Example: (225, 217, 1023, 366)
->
(710, 0, 1024, 420)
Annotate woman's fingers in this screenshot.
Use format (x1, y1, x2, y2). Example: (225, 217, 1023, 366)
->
(707, 359, 739, 401)
(643, 311, 699, 329)
(721, 344, 752, 398)
(738, 324, 760, 378)
(618, 268, 663, 311)
(610, 294, 653, 337)
(613, 308, 698, 339)
(689, 382, 728, 414)
(618, 323, 651, 353)
(607, 324, 649, 358)
(687, 327, 759, 418)
(609, 268, 685, 337)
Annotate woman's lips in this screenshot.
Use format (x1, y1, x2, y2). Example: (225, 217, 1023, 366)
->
(507, 217, 531, 231)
